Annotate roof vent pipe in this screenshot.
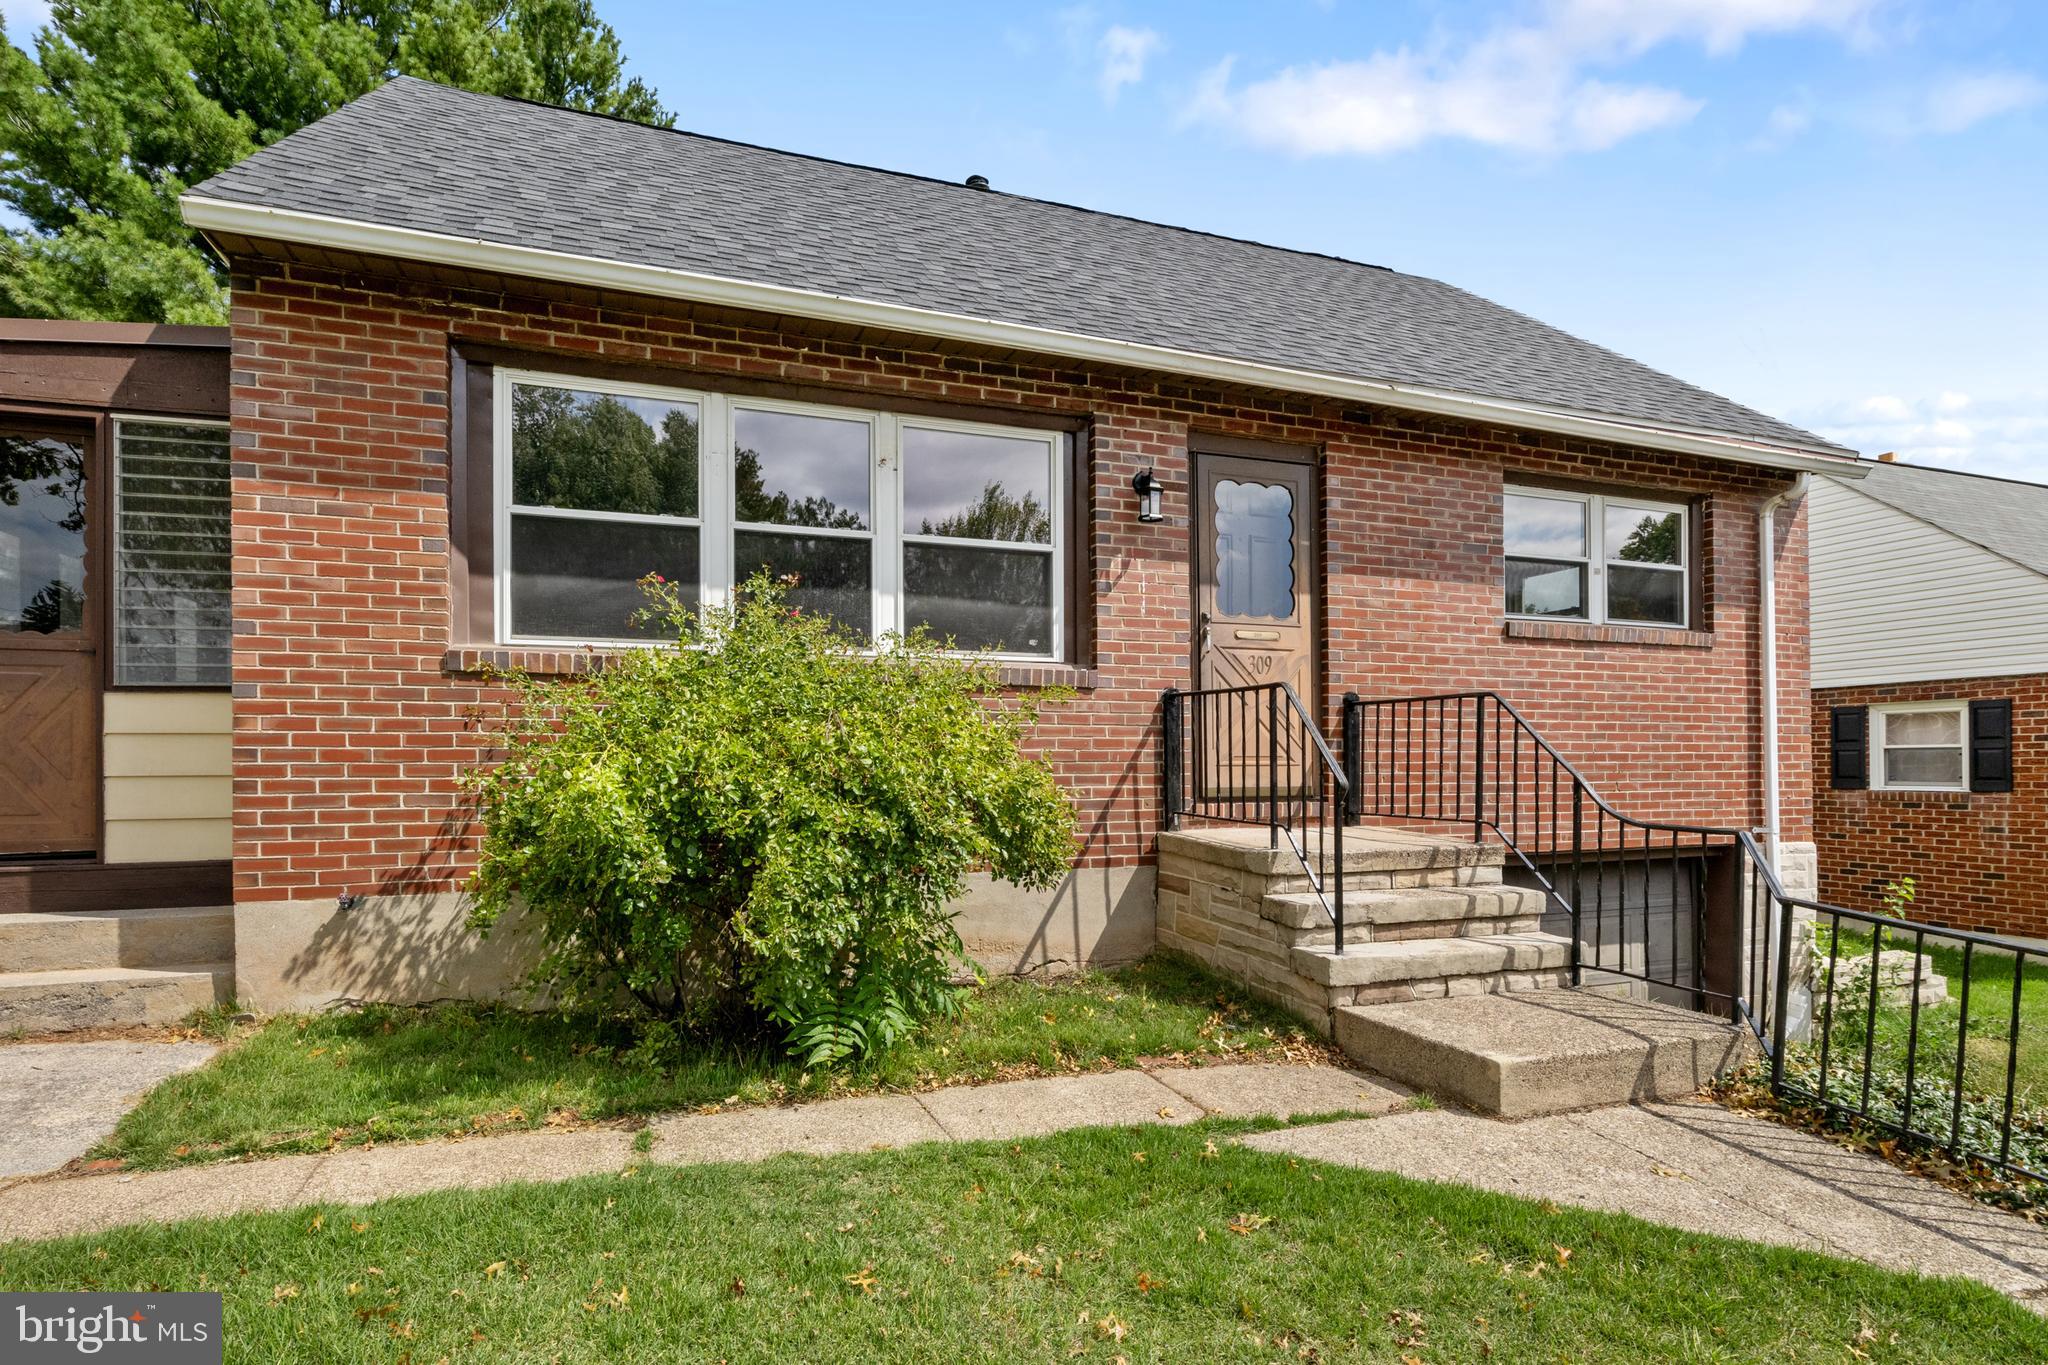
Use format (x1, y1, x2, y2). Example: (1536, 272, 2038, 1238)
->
(964, 174, 990, 191)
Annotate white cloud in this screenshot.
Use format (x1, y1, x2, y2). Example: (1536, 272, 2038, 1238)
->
(1920, 70, 2046, 134)
(1183, 0, 1881, 156)
(1097, 25, 1162, 104)
(1800, 390, 2048, 483)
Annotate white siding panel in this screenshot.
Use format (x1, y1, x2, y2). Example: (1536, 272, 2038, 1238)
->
(1810, 477, 2048, 688)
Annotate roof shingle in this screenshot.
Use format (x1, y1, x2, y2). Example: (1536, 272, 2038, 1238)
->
(191, 77, 1845, 456)
(1832, 460, 2048, 577)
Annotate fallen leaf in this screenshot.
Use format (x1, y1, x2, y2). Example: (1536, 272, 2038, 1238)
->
(1158, 1107, 1175, 1119)
(1135, 1272, 1161, 1294)
(1131, 1151, 1147, 1163)
(1553, 1244, 1573, 1266)
(483, 1262, 507, 1279)
(270, 1284, 300, 1304)
(846, 1265, 878, 1295)
(729, 1277, 746, 1298)
(1096, 1314, 1129, 1342)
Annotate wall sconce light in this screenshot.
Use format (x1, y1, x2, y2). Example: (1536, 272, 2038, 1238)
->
(1132, 468, 1164, 523)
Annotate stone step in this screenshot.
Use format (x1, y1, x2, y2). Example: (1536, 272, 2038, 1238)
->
(1332, 990, 1754, 1117)
(0, 906, 233, 973)
(1263, 885, 1550, 942)
(0, 964, 230, 1035)
(1159, 826, 1504, 878)
(1290, 931, 1572, 994)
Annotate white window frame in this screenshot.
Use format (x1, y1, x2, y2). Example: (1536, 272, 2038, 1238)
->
(895, 413, 1065, 663)
(1503, 486, 1690, 628)
(111, 413, 234, 689)
(494, 371, 1066, 661)
(1870, 701, 1970, 792)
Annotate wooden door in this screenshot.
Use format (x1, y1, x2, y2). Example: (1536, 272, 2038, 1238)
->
(0, 422, 97, 856)
(1192, 451, 1317, 798)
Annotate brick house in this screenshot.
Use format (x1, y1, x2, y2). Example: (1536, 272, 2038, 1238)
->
(1, 78, 1860, 1058)
(1812, 458, 2046, 940)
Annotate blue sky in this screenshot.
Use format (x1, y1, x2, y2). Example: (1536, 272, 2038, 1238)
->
(7, 0, 2044, 479)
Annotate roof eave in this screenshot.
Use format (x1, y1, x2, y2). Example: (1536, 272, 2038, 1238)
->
(182, 194, 1862, 476)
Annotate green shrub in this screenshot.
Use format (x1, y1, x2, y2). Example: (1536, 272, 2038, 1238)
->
(467, 575, 1077, 1063)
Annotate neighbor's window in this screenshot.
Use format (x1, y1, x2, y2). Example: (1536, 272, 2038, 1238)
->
(1872, 703, 1967, 791)
(1504, 488, 1688, 627)
(496, 372, 1065, 658)
(113, 418, 232, 685)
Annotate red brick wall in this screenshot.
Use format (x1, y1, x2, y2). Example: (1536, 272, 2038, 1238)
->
(227, 254, 1810, 904)
(1813, 675, 2048, 938)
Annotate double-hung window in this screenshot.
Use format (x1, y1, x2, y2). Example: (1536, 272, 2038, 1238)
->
(1504, 487, 1689, 627)
(1871, 703, 1967, 791)
(495, 371, 1065, 659)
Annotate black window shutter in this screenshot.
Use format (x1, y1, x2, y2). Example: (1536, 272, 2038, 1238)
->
(1970, 699, 2015, 793)
(1829, 706, 1869, 790)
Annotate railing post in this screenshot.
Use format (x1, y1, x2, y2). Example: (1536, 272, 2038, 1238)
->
(1340, 692, 1362, 825)
(1769, 878, 1795, 1090)
(1160, 688, 1182, 833)
(1266, 685, 1280, 851)
(1471, 695, 1487, 844)
(1569, 790, 1584, 987)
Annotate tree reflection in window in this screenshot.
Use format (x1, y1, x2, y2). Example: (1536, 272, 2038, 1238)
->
(0, 433, 87, 635)
(512, 385, 699, 517)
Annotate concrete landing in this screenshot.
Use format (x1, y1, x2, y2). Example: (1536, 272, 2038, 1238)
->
(1334, 989, 1752, 1117)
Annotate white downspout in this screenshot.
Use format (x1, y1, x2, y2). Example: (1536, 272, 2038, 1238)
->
(1758, 473, 1809, 873)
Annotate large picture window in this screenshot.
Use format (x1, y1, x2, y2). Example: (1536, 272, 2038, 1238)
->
(1504, 487, 1689, 627)
(495, 372, 1065, 659)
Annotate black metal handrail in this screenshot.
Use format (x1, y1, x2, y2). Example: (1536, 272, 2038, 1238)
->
(1343, 689, 2046, 1185)
(1161, 682, 1350, 950)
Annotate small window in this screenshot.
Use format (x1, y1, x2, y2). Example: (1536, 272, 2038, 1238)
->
(113, 419, 231, 685)
(1872, 703, 1968, 791)
(1504, 488, 1688, 627)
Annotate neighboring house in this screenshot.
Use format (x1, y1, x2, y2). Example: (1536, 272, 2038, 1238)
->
(0, 77, 1861, 1029)
(1811, 458, 2048, 940)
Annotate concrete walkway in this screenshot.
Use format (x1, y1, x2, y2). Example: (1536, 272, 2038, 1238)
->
(0, 1040, 218, 1179)
(6, 1059, 2047, 1310)
(1250, 1100, 2048, 1304)
(0, 1063, 1408, 1242)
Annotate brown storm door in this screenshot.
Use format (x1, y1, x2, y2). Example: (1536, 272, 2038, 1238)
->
(1192, 450, 1317, 798)
(0, 422, 97, 856)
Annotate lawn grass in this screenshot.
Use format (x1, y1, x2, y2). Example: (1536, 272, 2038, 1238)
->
(1809, 924, 2048, 1104)
(95, 954, 1325, 1170)
(9, 1120, 2041, 1363)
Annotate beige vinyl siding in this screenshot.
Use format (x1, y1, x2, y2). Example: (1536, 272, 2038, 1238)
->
(1810, 476, 2048, 689)
(102, 691, 231, 863)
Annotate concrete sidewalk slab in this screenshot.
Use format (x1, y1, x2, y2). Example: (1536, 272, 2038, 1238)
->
(916, 1069, 1199, 1141)
(1246, 1100, 2048, 1302)
(0, 1062, 1380, 1244)
(0, 1040, 217, 1178)
(650, 1094, 947, 1163)
(1151, 1063, 1409, 1119)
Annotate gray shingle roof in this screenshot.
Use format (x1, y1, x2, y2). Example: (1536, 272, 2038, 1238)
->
(1832, 460, 2048, 577)
(191, 77, 1846, 456)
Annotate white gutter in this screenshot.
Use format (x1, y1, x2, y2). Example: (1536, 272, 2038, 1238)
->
(1757, 473, 1809, 872)
(181, 195, 1865, 478)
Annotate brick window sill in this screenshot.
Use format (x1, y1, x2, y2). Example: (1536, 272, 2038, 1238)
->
(443, 646, 1097, 690)
(1503, 619, 1715, 649)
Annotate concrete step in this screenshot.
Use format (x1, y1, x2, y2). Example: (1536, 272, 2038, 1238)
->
(1333, 990, 1754, 1118)
(0, 964, 230, 1035)
(1291, 932, 1572, 996)
(0, 906, 233, 973)
(1263, 884, 1549, 943)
